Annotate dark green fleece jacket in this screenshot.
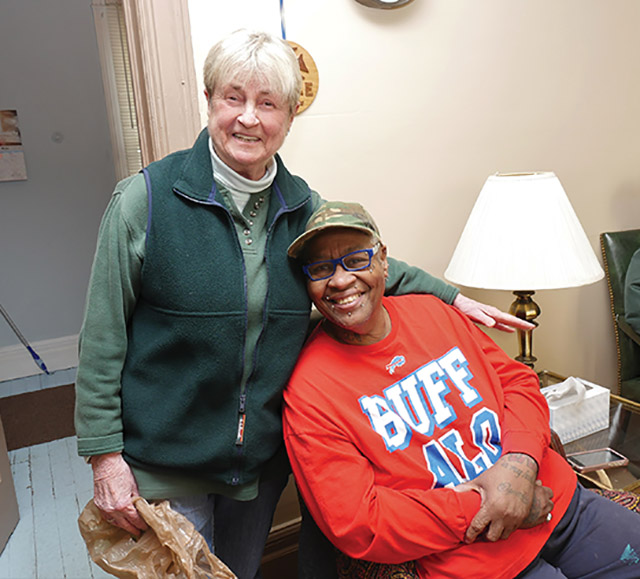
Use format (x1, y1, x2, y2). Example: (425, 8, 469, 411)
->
(121, 130, 314, 487)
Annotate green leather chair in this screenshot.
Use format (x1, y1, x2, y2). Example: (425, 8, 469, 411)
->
(600, 229, 640, 402)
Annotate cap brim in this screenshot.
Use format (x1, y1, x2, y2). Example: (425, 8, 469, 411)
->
(287, 224, 379, 259)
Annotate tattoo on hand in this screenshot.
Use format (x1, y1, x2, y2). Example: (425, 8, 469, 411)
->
(500, 455, 537, 484)
(497, 482, 528, 505)
(523, 495, 542, 526)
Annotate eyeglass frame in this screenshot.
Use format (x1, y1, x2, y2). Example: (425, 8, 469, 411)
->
(302, 242, 382, 281)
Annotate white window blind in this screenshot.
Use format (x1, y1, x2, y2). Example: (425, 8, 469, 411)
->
(93, 0, 142, 179)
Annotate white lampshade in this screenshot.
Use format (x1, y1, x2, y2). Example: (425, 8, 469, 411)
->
(444, 172, 604, 290)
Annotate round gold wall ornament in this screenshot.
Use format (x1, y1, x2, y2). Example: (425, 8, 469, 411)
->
(354, 0, 415, 8)
(287, 40, 319, 115)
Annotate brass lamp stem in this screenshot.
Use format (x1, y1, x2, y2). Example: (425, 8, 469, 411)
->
(508, 290, 540, 369)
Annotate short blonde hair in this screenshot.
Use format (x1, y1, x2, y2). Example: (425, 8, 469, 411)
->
(204, 29, 302, 115)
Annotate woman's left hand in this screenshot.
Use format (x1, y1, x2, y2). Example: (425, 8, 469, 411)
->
(454, 453, 540, 543)
(453, 294, 535, 333)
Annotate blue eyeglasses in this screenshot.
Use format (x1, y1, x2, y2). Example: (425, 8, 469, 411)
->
(303, 243, 381, 281)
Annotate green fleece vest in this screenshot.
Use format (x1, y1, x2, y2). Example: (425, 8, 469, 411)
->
(121, 130, 313, 486)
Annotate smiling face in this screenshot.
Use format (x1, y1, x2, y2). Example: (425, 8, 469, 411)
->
(305, 229, 390, 345)
(206, 79, 295, 181)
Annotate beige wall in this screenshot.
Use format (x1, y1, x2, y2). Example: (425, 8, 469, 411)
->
(187, 0, 640, 387)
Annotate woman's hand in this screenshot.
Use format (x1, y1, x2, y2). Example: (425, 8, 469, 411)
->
(519, 481, 554, 529)
(454, 453, 548, 543)
(453, 294, 536, 333)
(91, 452, 148, 536)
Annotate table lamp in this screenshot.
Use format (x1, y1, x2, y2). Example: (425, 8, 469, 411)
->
(444, 172, 604, 370)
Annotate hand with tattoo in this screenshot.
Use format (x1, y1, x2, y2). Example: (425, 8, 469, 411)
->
(454, 452, 552, 543)
(520, 480, 554, 529)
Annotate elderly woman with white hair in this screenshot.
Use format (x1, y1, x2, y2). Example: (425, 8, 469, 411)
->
(74, 29, 529, 578)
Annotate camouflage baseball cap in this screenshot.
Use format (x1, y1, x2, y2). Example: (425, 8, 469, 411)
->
(287, 200, 381, 259)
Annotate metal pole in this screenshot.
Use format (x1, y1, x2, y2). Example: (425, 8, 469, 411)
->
(0, 303, 50, 375)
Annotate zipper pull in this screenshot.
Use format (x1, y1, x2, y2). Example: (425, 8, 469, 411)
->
(236, 413, 246, 446)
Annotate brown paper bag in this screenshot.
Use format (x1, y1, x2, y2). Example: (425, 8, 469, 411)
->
(78, 497, 236, 578)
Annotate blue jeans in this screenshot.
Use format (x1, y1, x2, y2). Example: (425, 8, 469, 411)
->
(517, 484, 640, 578)
(169, 471, 290, 579)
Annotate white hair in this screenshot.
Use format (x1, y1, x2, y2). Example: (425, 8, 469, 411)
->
(203, 29, 302, 114)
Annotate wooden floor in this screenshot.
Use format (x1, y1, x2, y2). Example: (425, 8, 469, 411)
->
(0, 437, 299, 579)
(0, 369, 109, 578)
(0, 436, 112, 579)
(0, 369, 297, 579)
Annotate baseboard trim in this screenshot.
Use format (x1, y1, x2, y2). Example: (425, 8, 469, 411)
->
(0, 334, 79, 382)
(262, 517, 301, 564)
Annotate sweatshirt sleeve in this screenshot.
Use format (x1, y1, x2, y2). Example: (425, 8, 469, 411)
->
(75, 174, 147, 456)
(283, 397, 481, 563)
(385, 257, 459, 304)
(460, 314, 550, 466)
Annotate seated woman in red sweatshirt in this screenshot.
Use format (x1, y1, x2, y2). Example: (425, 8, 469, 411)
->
(283, 200, 640, 579)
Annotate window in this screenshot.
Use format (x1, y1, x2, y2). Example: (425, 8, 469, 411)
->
(93, 0, 142, 180)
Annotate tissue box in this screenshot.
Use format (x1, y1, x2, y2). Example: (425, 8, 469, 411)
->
(541, 377, 610, 444)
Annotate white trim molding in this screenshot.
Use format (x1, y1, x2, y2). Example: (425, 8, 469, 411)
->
(0, 335, 79, 383)
(122, 0, 201, 164)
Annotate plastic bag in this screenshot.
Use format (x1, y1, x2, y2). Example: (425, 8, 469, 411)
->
(78, 497, 237, 578)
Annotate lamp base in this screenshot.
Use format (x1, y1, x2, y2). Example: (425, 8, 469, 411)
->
(509, 290, 540, 369)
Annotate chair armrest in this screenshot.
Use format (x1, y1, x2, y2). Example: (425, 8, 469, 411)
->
(616, 315, 640, 348)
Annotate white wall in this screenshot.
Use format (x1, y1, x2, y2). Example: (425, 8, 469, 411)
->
(0, 0, 116, 373)
(1, 0, 637, 388)
(187, 0, 640, 389)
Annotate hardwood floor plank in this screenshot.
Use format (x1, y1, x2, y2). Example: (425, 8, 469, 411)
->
(49, 439, 94, 579)
(31, 443, 65, 578)
(62, 438, 113, 579)
(65, 437, 93, 502)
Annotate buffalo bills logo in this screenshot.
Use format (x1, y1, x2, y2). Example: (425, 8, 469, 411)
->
(386, 355, 406, 375)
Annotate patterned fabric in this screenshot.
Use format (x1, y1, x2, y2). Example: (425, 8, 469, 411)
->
(336, 552, 418, 579)
(590, 488, 640, 513)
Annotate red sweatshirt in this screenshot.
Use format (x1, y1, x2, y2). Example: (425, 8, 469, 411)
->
(283, 295, 576, 579)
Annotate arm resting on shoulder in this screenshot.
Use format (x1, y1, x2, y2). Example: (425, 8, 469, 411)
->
(385, 258, 534, 332)
(385, 256, 459, 303)
(452, 293, 535, 333)
(315, 191, 532, 332)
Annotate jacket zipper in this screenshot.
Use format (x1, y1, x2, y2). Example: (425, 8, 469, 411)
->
(175, 180, 312, 485)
